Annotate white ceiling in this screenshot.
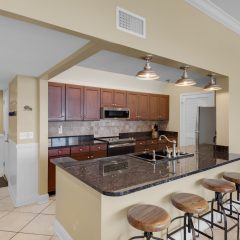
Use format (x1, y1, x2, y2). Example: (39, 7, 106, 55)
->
(186, 0, 240, 35)
(0, 15, 89, 90)
(78, 50, 209, 86)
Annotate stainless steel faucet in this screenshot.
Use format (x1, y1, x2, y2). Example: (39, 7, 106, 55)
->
(159, 135, 177, 158)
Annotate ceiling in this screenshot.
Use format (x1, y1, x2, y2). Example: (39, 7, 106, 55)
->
(0, 15, 89, 90)
(78, 50, 209, 86)
(186, 0, 240, 35)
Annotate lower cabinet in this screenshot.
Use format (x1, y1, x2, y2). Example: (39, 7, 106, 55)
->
(48, 144, 107, 193)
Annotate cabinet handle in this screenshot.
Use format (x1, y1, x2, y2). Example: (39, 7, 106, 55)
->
(79, 148, 82, 151)
(139, 142, 142, 145)
(98, 147, 100, 150)
(58, 150, 62, 154)
(87, 156, 90, 159)
(91, 156, 94, 158)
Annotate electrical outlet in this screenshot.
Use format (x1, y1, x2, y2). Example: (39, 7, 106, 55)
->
(58, 125, 63, 134)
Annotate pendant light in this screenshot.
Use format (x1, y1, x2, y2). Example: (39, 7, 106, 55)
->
(136, 55, 160, 80)
(204, 73, 222, 91)
(175, 66, 196, 86)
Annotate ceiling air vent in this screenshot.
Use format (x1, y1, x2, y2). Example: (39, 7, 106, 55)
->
(116, 7, 146, 38)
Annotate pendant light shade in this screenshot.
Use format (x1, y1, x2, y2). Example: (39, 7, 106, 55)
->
(175, 66, 196, 86)
(136, 55, 160, 80)
(204, 73, 222, 91)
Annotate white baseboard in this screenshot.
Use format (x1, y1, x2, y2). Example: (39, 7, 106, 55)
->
(38, 194, 49, 204)
(54, 220, 73, 240)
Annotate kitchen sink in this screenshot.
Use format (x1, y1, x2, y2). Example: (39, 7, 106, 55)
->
(131, 151, 194, 164)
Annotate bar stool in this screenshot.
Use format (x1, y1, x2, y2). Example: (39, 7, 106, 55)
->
(201, 178, 239, 240)
(223, 172, 240, 214)
(168, 193, 213, 240)
(127, 204, 171, 240)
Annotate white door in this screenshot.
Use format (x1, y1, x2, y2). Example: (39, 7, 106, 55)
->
(180, 92, 214, 146)
(3, 89, 9, 179)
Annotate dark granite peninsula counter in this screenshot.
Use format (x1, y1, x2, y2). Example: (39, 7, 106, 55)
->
(52, 147, 240, 196)
(53, 146, 240, 240)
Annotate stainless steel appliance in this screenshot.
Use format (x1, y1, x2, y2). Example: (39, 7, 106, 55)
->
(96, 136, 136, 156)
(195, 107, 216, 153)
(100, 107, 130, 119)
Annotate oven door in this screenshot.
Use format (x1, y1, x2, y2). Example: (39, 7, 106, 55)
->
(108, 143, 135, 156)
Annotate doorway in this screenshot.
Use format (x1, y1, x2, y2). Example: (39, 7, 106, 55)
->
(180, 92, 214, 146)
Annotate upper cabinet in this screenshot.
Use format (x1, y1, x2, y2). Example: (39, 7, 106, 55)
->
(48, 83, 65, 121)
(66, 84, 84, 121)
(48, 83, 169, 122)
(127, 92, 149, 120)
(84, 87, 100, 120)
(101, 89, 126, 108)
(149, 94, 169, 121)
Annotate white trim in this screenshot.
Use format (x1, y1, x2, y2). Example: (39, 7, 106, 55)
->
(38, 194, 49, 204)
(185, 0, 240, 36)
(54, 220, 73, 240)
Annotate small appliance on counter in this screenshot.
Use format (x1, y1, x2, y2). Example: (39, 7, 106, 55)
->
(152, 124, 159, 139)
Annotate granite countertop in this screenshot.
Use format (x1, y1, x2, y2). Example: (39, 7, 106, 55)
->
(48, 135, 106, 149)
(52, 145, 240, 196)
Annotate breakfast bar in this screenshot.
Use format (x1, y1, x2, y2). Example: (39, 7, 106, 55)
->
(52, 147, 240, 240)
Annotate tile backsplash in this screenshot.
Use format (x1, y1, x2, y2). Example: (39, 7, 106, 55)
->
(48, 120, 168, 137)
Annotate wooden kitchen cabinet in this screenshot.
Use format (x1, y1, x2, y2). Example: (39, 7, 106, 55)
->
(101, 89, 126, 108)
(48, 83, 65, 121)
(84, 87, 100, 120)
(48, 147, 70, 193)
(127, 92, 149, 120)
(159, 95, 169, 120)
(149, 94, 169, 121)
(66, 84, 84, 120)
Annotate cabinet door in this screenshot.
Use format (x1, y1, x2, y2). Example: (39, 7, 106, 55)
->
(158, 95, 169, 120)
(101, 88, 114, 107)
(48, 159, 56, 193)
(114, 90, 127, 107)
(48, 83, 65, 121)
(84, 87, 100, 120)
(66, 84, 83, 120)
(127, 92, 138, 120)
(149, 94, 159, 120)
(138, 93, 149, 120)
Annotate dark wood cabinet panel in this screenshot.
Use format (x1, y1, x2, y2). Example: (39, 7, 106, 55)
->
(114, 90, 126, 107)
(149, 94, 159, 120)
(127, 92, 138, 120)
(101, 89, 126, 108)
(71, 145, 89, 154)
(84, 87, 100, 120)
(90, 144, 107, 152)
(101, 89, 114, 107)
(138, 93, 149, 120)
(159, 95, 169, 120)
(48, 83, 65, 121)
(48, 160, 56, 193)
(66, 84, 83, 120)
(91, 150, 107, 159)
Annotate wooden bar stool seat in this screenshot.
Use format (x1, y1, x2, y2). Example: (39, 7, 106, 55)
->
(201, 178, 239, 240)
(168, 193, 212, 240)
(171, 193, 208, 214)
(223, 172, 240, 184)
(127, 204, 170, 240)
(201, 178, 236, 193)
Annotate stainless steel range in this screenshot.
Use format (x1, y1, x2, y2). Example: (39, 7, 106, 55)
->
(95, 136, 136, 156)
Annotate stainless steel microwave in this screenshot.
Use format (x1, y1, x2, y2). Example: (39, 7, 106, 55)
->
(100, 107, 130, 119)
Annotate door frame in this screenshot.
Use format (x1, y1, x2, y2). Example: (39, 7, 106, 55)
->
(180, 92, 215, 147)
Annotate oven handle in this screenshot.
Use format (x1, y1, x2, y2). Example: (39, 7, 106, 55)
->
(108, 143, 136, 148)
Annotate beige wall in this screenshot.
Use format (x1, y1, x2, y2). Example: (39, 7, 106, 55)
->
(1, 0, 236, 151)
(0, 91, 3, 134)
(9, 75, 38, 144)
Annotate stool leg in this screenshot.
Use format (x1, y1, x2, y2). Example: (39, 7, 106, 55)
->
(219, 201, 228, 240)
(184, 213, 187, 240)
(189, 215, 197, 240)
(211, 199, 214, 228)
(230, 192, 233, 215)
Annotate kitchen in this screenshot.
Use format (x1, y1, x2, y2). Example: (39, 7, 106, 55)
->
(0, 1, 239, 240)
(48, 48, 236, 240)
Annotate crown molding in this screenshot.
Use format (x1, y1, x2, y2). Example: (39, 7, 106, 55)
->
(185, 0, 240, 36)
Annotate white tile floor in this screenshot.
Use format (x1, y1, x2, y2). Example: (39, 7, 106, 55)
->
(0, 187, 59, 240)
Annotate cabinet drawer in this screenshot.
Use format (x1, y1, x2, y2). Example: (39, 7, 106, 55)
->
(71, 153, 90, 161)
(48, 147, 70, 157)
(136, 140, 147, 147)
(91, 150, 107, 159)
(90, 144, 107, 152)
(71, 145, 89, 154)
(147, 139, 159, 145)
